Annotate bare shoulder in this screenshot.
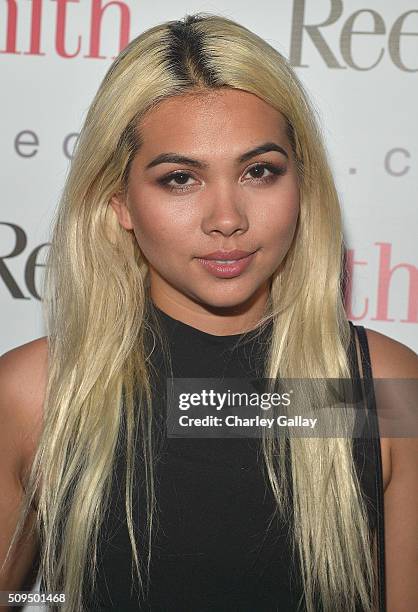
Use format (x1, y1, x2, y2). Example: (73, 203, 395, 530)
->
(0, 337, 49, 487)
(363, 329, 418, 609)
(363, 327, 418, 378)
(362, 328, 418, 493)
(0, 338, 47, 591)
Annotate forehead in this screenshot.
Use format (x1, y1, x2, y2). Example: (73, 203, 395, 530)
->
(137, 88, 289, 154)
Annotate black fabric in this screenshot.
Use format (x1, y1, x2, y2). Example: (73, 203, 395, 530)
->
(354, 325, 386, 612)
(75, 310, 384, 611)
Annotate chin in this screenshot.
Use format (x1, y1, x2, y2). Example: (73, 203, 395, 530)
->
(191, 285, 260, 311)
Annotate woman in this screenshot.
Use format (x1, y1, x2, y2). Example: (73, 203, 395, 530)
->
(1, 12, 417, 612)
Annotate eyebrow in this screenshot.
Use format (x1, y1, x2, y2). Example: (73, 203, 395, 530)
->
(144, 141, 289, 170)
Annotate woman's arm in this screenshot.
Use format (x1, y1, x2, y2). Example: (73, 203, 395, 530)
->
(366, 329, 418, 612)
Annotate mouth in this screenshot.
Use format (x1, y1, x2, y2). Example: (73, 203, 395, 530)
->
(196, 250, 258, 278)
(198, 249, 255, 261)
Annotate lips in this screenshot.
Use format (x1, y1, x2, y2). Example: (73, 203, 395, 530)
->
(198, 249, 254, 261)
(196, 250, 257, 278)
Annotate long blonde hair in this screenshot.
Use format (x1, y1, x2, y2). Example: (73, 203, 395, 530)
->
(5, 13, 375, 611)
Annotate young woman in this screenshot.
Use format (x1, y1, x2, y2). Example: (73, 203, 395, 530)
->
(1, 13, 417, 612)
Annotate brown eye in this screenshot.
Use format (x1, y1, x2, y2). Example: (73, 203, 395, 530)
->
(248, 165, 269, 179)
(243, 163, 286, 184)
(171, 173, 190, 185)
(157, 171, 198, 192)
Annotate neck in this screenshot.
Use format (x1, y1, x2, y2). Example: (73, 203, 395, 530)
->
(149, 283, 270, 337)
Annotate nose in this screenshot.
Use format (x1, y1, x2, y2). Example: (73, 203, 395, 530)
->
(201, 182, 249, 237)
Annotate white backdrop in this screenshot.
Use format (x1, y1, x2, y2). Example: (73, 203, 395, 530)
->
(0, 0, 417, 608)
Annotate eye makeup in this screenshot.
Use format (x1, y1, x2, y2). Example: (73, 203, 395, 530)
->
(156, 162, 287, 193)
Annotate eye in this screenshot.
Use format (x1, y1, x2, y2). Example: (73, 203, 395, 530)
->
(157, 171, 198, 192)
(243, 162, 286, 184)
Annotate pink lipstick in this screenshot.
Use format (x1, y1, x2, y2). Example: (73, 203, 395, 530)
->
(196, 249, 257, 278)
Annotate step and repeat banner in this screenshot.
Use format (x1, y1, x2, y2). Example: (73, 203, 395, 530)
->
(1, 0, 417, 357)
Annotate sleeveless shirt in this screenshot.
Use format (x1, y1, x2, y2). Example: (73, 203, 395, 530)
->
(75, 305, 385, 611)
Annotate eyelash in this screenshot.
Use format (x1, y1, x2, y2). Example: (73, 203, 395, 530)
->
(156, 162, 286, 193)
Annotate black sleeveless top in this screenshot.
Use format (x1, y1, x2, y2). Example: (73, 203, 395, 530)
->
(77, 306, 385, 611)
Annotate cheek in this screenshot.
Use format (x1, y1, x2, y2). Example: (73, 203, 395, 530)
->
(128, 193, 194, 254)
(257, 184, 300, 248)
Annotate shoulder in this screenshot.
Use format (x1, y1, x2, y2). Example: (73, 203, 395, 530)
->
(361, 327, 418, 496)
(361, 329, 418, 608)
(362, 327, 418, 378)
(0, 337, 48, 489)
(0, 338, 47, 589)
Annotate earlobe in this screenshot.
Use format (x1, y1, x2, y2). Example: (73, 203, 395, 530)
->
(110, 193, 134, 230)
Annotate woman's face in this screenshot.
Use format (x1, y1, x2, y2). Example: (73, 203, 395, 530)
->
(111, 88, 300, 325)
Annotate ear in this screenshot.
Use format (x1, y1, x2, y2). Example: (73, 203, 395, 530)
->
(110, 192, 134, 230)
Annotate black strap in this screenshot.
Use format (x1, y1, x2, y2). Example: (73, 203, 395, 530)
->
(355, 325, 387, 612)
